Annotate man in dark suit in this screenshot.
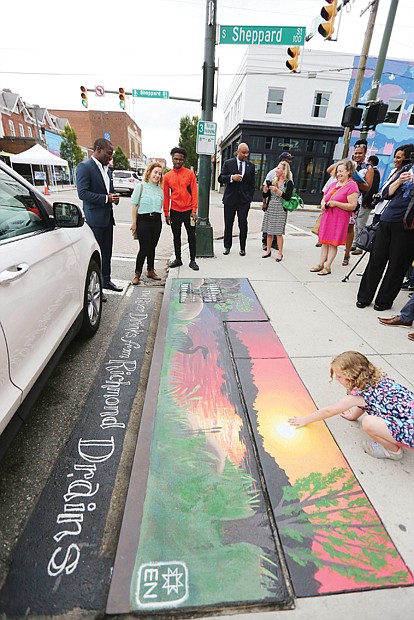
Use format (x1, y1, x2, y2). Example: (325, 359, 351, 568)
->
(218, 143, 256, 255)
(76, 138, 122, 296)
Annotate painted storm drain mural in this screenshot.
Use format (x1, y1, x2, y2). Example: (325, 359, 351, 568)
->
(126, 278, 412, 613)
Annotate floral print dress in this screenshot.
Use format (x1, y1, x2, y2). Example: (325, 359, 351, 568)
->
(353, 376, 414, 447)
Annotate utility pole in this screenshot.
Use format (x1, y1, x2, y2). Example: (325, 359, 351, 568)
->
(342, 0, 379, 158)
(196, 0, 216, 258)
(359, 0, 399, 140)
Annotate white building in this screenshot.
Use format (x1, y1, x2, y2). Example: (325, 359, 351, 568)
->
(218, 46, 353, 203)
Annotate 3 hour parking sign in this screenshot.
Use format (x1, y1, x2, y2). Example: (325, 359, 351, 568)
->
(196, 121, 217, 155)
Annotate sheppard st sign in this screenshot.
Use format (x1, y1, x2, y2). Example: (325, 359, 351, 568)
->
(219, 25, 305, 46)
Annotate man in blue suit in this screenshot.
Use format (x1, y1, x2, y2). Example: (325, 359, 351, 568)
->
(218, 143, 256, 255)
(76, 138, 122, 296)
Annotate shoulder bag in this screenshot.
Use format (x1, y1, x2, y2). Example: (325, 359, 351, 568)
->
(132, 183, 144, 239)
(282, 182, 304, 212)
(355, 221, 380, 253)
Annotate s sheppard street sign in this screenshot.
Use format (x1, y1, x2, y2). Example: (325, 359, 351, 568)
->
(219, 25, 305, 46)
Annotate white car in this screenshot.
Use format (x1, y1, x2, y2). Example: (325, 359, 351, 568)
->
(0, 161, 103, 455)
(112, 170, 140, 196)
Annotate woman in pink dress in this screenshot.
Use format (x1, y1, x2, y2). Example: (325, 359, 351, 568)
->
(310, 160, 359, 275)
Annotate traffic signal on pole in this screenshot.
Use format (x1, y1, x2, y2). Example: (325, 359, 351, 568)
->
(286, 47, 300, 73)
(80, 86, 88, 109)
(341, 105, 363, 128)
(118, 87, 126, 109)
(318, 0, 338, 39)
(364, 101, 388, 128)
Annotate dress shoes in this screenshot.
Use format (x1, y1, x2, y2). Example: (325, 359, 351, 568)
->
(103, 281, 123, 292)
(408, 333, 414, 341)
(374, 303, 392, 311)
(401, 280, 414, 291)
(239, 250, 246, 256)
(356, 301, 369, 308)
(102, 292, 107, 303)
(169, 258, 183, 268)
(189, 261, 199, 271)
(223, 248, 230, 255)
(378, 316, 412, 327)
(147, 269, 161, 280)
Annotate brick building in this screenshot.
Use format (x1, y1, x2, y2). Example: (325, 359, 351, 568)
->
(49, 109, 142, 159)
(0, 89, 66, 155)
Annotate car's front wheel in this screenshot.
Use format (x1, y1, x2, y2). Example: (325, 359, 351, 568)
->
(78, 259, 102, 338)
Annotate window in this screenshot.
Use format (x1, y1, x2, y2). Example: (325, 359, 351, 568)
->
(266, 88, 284, 115)
(27, 126, 33, 137)
(0, 169, 45, 241)
(312, 92, 330, 118)
(408, 105, 414, 127)
(19, 123, 25, 137)
(384, 98, 404, 125)
(8, 120, 16, 136)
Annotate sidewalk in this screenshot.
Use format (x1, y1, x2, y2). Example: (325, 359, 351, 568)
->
(165, 192, 414, 619)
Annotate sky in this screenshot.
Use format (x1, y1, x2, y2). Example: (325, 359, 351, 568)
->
(1, 0, 413, 163)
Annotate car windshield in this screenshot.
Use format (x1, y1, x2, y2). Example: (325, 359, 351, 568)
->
(113, 171, 132, 178)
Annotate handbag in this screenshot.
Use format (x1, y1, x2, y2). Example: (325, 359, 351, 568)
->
(355, 221, 380, 253)
(403, 187, 414, 231)
(283, 189, 304, 211)
(132, 183, 143, 240)
(312, 212, 322, 235)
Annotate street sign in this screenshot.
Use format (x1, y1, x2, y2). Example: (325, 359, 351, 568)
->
(104, 132, 111, 140)
(95, 85, 105, 97)
(132, 89, 169, 99)
(196, 121, 217, 156)
(219, 25, 305, 46)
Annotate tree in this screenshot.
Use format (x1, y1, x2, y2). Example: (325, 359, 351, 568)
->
(179, 115, 199, 171)
(112, 146, 130, 170)
(60, 125, 84, 182)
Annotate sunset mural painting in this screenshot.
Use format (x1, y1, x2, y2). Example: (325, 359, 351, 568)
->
(122, 278, 412, 613)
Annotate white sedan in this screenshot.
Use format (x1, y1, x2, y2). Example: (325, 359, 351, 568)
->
(0, 161, 103, 455)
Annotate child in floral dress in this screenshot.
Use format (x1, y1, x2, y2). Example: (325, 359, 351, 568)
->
(289, 351, 414, 461)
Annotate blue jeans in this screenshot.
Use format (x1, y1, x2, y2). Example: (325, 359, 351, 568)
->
(400, 293, 414, 324)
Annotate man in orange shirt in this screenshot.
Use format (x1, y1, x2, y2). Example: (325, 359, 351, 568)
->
(163, 147, 199, 270)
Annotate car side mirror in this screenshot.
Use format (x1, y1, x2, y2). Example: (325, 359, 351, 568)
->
(53, 202, 84, 228)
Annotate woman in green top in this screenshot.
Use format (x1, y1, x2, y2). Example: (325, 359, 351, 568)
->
(130, 162, 164, 284)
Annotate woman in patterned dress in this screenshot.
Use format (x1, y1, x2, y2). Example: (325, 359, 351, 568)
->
(289, 351, 413, 461)
(262, 161, 293, 262)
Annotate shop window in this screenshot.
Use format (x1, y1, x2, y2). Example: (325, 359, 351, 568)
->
(266, 88, 284, 115)
(384, 99, 404, 125)
(312, 92, 330, 118)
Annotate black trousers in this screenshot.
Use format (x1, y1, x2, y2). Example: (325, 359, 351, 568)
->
(135, 213, 162, 272)
(357, 221, 414, 307)
(170, 208, 196, 261)
(223, 202, 250, 250)
(90, 224, 113, 284)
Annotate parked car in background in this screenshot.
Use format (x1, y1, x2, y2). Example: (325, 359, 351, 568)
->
(112, 170, 140, 196)
(0, 161, 103, 457)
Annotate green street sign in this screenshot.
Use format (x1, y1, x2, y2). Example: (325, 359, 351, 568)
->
(219, 25, 305, 46)
(132, 89, 169, 99)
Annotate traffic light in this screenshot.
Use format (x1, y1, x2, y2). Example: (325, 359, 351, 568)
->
(318, 0, 338, 39)
(364, 101, 388, 128)
(80, 86, 88, 109)
(341, 105, 363, 128)
(118, 87, 126, 109)
(286, 47, 300, 73)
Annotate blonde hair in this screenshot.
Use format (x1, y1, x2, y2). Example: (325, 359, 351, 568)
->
(334, 159, 356, 178)
(272, 160, 292, 183)
(330, 351, 383, 390)
(144, 162, 163, 185)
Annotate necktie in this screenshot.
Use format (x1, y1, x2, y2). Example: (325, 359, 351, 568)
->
(238, 161, 243, 175)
